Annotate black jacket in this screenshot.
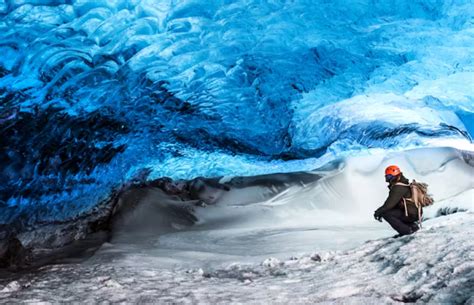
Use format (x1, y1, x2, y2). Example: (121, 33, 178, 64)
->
(375, 175, 418, 217)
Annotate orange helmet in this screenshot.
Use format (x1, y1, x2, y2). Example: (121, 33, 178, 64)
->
(385, 165, 401, 176)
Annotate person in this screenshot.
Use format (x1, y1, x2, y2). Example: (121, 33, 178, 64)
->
(374, 165, 420, 238)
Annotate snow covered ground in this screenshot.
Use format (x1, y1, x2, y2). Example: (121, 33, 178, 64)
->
(0, 211, 472, 304)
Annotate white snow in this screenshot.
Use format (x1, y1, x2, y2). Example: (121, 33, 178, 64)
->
(0, 281, 21, 293)
(0, 212, 472, 304)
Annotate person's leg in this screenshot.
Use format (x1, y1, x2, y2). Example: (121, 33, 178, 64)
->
(381, 209, 412, 236)
(401, 213, 420, 232)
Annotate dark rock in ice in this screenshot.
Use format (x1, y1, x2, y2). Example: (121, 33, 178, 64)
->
(435, 207, 467, 217)
(390, 291, 423, 303)
(310, 253, 322, 262)
(0, 237, 30, 270)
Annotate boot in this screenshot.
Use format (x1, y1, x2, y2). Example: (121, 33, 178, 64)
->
(410, 223, 419, 234)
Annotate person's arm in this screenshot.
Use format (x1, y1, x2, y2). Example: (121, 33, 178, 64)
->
(374, 186, 407, 216)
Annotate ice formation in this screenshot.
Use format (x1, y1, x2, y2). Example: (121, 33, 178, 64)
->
(1, 0, 473, 224)
(0, 1, 473, 303)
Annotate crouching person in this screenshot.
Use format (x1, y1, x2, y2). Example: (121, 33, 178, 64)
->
(374, 165, 421, 238)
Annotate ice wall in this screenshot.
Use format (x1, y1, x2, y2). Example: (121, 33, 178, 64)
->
(0, 0, 473, 224)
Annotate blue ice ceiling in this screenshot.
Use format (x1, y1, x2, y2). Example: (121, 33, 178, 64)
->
(0, 0, 473, 223)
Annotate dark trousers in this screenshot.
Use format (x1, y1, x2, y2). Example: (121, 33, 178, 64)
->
(381, 208, 419, 235)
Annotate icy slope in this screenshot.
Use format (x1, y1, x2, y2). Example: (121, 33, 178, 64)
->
(0, 212, 472, 304)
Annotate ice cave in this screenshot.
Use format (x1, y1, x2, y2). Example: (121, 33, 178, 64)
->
(0, 0, 473, 303)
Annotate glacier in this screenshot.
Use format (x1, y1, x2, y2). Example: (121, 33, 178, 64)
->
(0, 0, 473, 223)
(0, 0, 473, 303)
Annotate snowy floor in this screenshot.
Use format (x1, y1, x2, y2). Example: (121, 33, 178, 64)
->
(1, 211, 472, 304)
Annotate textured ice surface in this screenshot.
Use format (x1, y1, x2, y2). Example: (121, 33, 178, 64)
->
(1, 0, 473, 224)
(0, 212, 472, 304)
(0, 2, 473, 301)
(0, 3, 472, 303)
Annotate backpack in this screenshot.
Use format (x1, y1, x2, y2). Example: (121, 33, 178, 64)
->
(396, 180, 434, 227)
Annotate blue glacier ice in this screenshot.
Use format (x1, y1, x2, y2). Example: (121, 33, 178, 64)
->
(0, 0, 473, 225)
